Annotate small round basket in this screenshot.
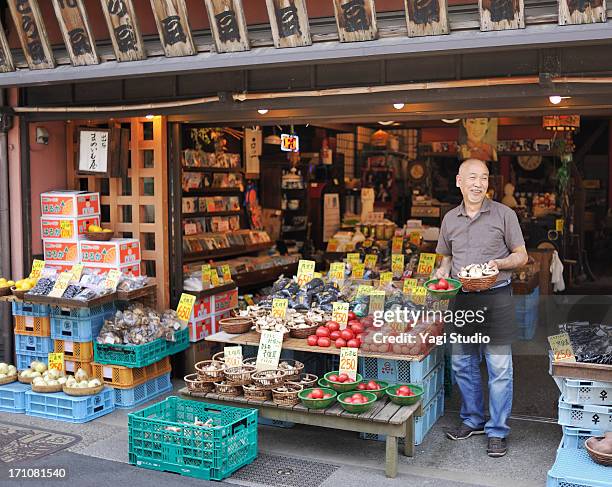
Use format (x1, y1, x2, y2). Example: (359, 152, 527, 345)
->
(277, 359, 304, 381)
(243, 383, 272, 401)
(32, 383, 63, 393)
(184, 373, 215, 395)
(18, 373, 34, 384)
(255, 324, 290, 341)
(212, 351, 225, 363)
(0, 374, 17, 385)
(63, 384, 104, 396)
(585, 437, 612, 466)
(272, 384, 303, 407)
(219, 317, 254, 335)
(289, 324, 319, 339)
(223, 365, 256, 386)
(458, 272, 498, 292)
(386, 384, 424, 406)
(195, 360, 225, 381)
(252, 369, 287, 390)
(214, 381, 241, 397)
(337, 391, 377, 414)
(11, 287, 27, 299)
(0, 286, 11, 297)
(242, 357, 257, 367)
(323, 372, 363, 393)
(287, 373, 318, 389)
(84, 231, 114, 241)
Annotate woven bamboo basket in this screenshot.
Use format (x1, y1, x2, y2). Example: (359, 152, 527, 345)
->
(212, 351, 225, 363)
(272, 384, 303, 407)
(219, 317, 253, 335)
(32, 383, 63, 393)
(252, 369, 287, 390)
(287, 373, 318, 389)
(585, 437, 612, 466)
(0, 374, 17, 385)
(84, 231, 114, 241)
(243, 383, 272, 401)
(255, 324, 290, 341)
(11, 287, 27, 299)
(184, 374, 215, 394)
(242, 357, 257, 367)
(277, 359, 304, 381)
(18, 374, 34, 384)
(223, 365, 255, 386)
(195, 360, 225, 381)
(214, 381, 241, 397)
(63, 384, 104, 396)
(458, 271, 498, 292)
(0, 286, 11, 297)
(289, 324, 318, 339)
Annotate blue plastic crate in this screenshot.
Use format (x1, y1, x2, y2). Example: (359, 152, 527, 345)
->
(547, 448, 611, 487)
(0, 382, 30, 413)
(515, 287, 539, 340)
(558, 398, 612, 430)
(359, 346, 444, 384)
(12, 301, 50, 317)
(114, 373, 173, 409)
(25, 387, 115, 423)
(14, 334, 54, 355)
(51, 312, 108, 342)
(561, 427, 605, 451)
(16, 352, 48, 370)
(51, 302, 116, 320)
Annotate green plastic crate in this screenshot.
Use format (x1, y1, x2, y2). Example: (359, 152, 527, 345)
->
(128, 396, 257, 481)
(94, 328, 189, 368)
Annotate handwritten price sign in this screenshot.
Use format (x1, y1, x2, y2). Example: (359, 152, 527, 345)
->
(176, 293, 196, 324)
(329, 262, 345, 283)
(211, 269, 220, 287)
(104, 269, 122, 291)
(48, 272, 73, 298)
(403, 278, 418, 295)
(339, 347, 358, 381)
(221, 265, 232, 282)
(48, 352, 64, 372)
(224, 346, 243, 368)
(379, 272, 393, 287)
(60, 220, 72, 239)
(412, 286, 427, 305)
(201, 264, 211, 286)
(392, 254, 404, 278)
(256, 330, 284, 371)
(369, 290, 385, 314)
(364, 254, 378, 270)
(347, 253, 361, 266)
(417, 253, 437, 276)
(297, 259, 315, 286)
(332, 302, 350, 329)
(357, 284, 373, 296)
(548, 333, 576, 363)
(70, 264, 84, 282)
(271, 298, 288, 319)
(351, 263, 365, 279)
(29, 259, 45, 279)
(392, 236, 403, 254)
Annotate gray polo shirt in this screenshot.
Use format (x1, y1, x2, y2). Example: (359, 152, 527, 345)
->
(435, 198, 525, 284)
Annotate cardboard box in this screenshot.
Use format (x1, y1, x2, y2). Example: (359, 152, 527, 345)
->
(188, 310, 231, 343)
(79, 238, 141, 266)
(41, 215, 101, 241)
(84, 263, 141, 277)
(192, 295, 213, 321)
(43, 240, 79, 263)
(44, 262, 76, 274)
(41, 191, 100, 217)
(213, 289, 238, 313)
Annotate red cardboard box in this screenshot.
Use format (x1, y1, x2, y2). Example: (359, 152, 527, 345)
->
(44, 262, 76, 274)
(188, 310, 231, 342)
(43, 240, 79, 263)
(213, 288, 238, 313)
(192, 296, 213, 321)
(41, 215, 100, 241)
(79, 238, 141, 266)
(83, 263, 141, 277)
(41, 191, 100, 217)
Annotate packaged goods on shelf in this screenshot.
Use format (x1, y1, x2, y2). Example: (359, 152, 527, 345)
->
(182, 149, 241, 169)
(79, 238, 141, 266)
(182, 196, 241, 214)
(182, 173, 243, 192)
(41, 215, 101, 241)
(41, 191, 100, 217)
(183, 215, 241, 235)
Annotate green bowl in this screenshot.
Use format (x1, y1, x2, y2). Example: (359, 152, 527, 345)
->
(386, 384, 424, 406)
(298, 388, 337, 409)
(424, 278, 461, 299)
(357, 379, 389, 399)
(323, 372, 363, 393)
(318, 377, 330, 388)
(337, 391, 377, 413)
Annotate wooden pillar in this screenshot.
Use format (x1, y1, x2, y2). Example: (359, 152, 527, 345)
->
(609, 120, 612, 210)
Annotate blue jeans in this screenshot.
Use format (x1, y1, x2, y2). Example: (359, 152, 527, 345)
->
(451, 344, 513, 438)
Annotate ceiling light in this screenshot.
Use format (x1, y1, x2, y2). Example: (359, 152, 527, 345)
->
(393, 103, 405, 110)
(549, 95, 562, 105)
(441, 118, 460, 124)
(378, 121, 395, 126)
(145, 114, 154, 119)
(257, 109, 269, 115)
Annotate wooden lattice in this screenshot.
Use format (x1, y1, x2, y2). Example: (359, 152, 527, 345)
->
(66, 117, 169, 309)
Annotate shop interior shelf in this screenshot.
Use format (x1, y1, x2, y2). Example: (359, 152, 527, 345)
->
(183, 188, 242, 197)
(181, 167, 243, 174)
(183, 210, 242, 218)
(183, 242, 274, 263)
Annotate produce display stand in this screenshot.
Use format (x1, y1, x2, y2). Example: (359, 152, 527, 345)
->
(23, 292, 117, 309)
(551, 360, 612, 382)
(116, 281, 157, 306)
(180, 387, 422, 478)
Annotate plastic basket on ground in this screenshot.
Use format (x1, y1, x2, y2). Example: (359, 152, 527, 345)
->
(359, 345, 444, 384)
(561, 426, 605, 451)
(114, 373, 173, 409)
(16, 352, 48, 370)
(560, 379, 612, 406)
(0, 382, 30, 413)
(25, 387, 115, 423)
(558, 398, 612, 430)
(51, 312, 107, 342)
(128, 396, 258, 481)
(54, 339, 94, 362)
(12, 301, 50, 317)
(92, 356, 171, 389)
(547, 448, 611, 487)
(14, 316, 51, 337)
(94, 327, 189, 368)
(515, 287, 539, 340)
(14, 334, 54, 355)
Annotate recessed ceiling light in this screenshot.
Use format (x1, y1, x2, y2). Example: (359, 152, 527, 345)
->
(145, 114, 154, 119)
(378, 121, 395, 126)
(393, 103, 405, 110)
(257, 109, 269, 115)
(549, 95, 562, 105)
(441, 119, 460, 124)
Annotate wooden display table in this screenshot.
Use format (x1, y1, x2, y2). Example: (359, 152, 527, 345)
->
(179, 387, 422, 478)
(551, 360, 611, 382)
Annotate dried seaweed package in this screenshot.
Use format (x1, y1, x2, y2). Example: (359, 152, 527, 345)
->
(293, 290, 312, 311)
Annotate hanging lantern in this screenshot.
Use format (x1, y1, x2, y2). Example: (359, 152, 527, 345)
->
(543, 115, 580, 132)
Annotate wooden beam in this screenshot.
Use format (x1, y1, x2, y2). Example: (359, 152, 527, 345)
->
(478, 0, 524, 31)
(265, 0, 311, 48)
(7, 0, 55, 69)
(52, 0, 99, 66)
(149, 0, 195, 57)
(404, 0, 449, 37)
(332, 0, 378, 42)
(100, 0, 146, 62)
(0, 21, 15, 72)
(558, 0, 606, 25)
(204, 0, 250, 53)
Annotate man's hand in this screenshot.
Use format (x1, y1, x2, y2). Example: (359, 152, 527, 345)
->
(487, 260, 499, 272)
(435, 255, 452, 279)
(491, 246, 529, 271)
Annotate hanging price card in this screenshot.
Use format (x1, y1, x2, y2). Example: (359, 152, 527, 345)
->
(329, 262, 345, 282)
(176, 293, 196, 324)
(221, 265, 232, 282)
(357, 284, 373, 296)
(271, 298, 288, 319)
(48, 272, 73, 298)
(347, 253, 361, 266)
(104, 269, 122, 291)
(256, 330, 284, 371)
(332, 302, 350, 329)
(201, 264, 211, 286)
(556, 219, 564, 233)
(48, 352, 64, 372)
(297, 259, 315, 286)
(210, 269, 220, 287)
(364, 254, 378, 269)
(339, 347, 358, 381)
(224, 346, 243, 368)
(403, 278, 418, 294)
(369, 290, 385, 314)
(392, 254, 404, 278)
(70, 263, 84, 282)
(351, 263, 365, 279)
(409, 231, 421, 246)
(392, 236, 403, 254)
(417, 253, 437, 276)
(379, 272, 393, 287)
(412, 286, 427, 305)
(548, 333, 576, 363)
(29, 259, 46, 279)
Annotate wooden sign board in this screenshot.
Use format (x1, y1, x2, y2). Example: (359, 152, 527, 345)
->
(100, 0, 146, 62)
(8, 0, 55, 69)
(332, 0, 378, 42)
(404, 0, 449, 37)
(52, 0, 99, 66)
(0, 22, 15, 72)
(265, 0, 311, 48)
(150, 0, 195, 57)
(77, 127, 128, 177)
(559, 0, 606, 25)
(205, 0, 250, 53)
(478, 0, 524, 31)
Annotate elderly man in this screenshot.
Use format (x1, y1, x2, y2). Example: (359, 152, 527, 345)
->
(435, 159, 528, 458)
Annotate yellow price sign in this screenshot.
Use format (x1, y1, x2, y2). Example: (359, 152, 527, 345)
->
(339, 347, 358, 381)
(60, 220, 72, 239)
(548, 333, 576, 363)
(176, 293, 196, 324)
(417, 253, 437, 276)
(357, 284, 373, 296)
(351, 263, 365, 279)
(271, 298, 288, 319)
(379, 272, 393, 287)
(409, 231, 421, 246)
(412, 286, 427, 305)
(29, 259, 46, 279)
(329, 262, 345, 282)
(392, 236, 403, 254)
(556, 219, 564, 233)
(369, 290, 385, 314)
(224, 346, 243, 368)
(48, 272, 73, 298)
(364, 254, 378, 270)
(256, 330, 284, 371)
(70, 263, 84, 282)
(332, 302, 350, 329)
(48, 352, 64, 372)
(220, 265, 232, 282)
(201, 264, 211, 286)
(297, 259, 315, 286)
(403, 278, 418, 294)
(392, 254, 404, 278)
(211, 269, 220, 287)
(347, 253, 361, 266)
(313, 272, 323, 279)
(104, 269, 122, 291)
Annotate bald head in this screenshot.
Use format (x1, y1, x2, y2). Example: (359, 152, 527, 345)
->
(459, 159, 489, 177)
(457, 158, 489, 206)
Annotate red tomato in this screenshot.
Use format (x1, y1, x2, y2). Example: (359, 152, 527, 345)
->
(350, 322, 364, 334)
(438, 278, 449, 290)
(330, 330, 341, 341)
(316, 326, 330, 338)
(317, 337, 331, 348)
(334, 338, 347, 349)
(398, 385, 412, 394)
(340, 329, 354, 341)
(428, 283, 438, 290)
(306, 393, 314, 399)
(356, 333, 364, 342)
(328, 374, 339, 382)
(344, 397, 353, 404)
(346, 338, 359, 349)
(311, 389, 324, 399)
(323, 393, 332, 399)
(338, 373, 349, 382)
(357, 383, 367, 391)
(307, 335, 318, 346)
(326, 321, 340, 332)
(348, 311, 357, 321)
(367, 380, 379, 390)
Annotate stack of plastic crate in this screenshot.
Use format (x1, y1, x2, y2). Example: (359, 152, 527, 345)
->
(548, 374, 612, 486)
(13, 301, 53, 370)
(359, 346, 445, 445)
